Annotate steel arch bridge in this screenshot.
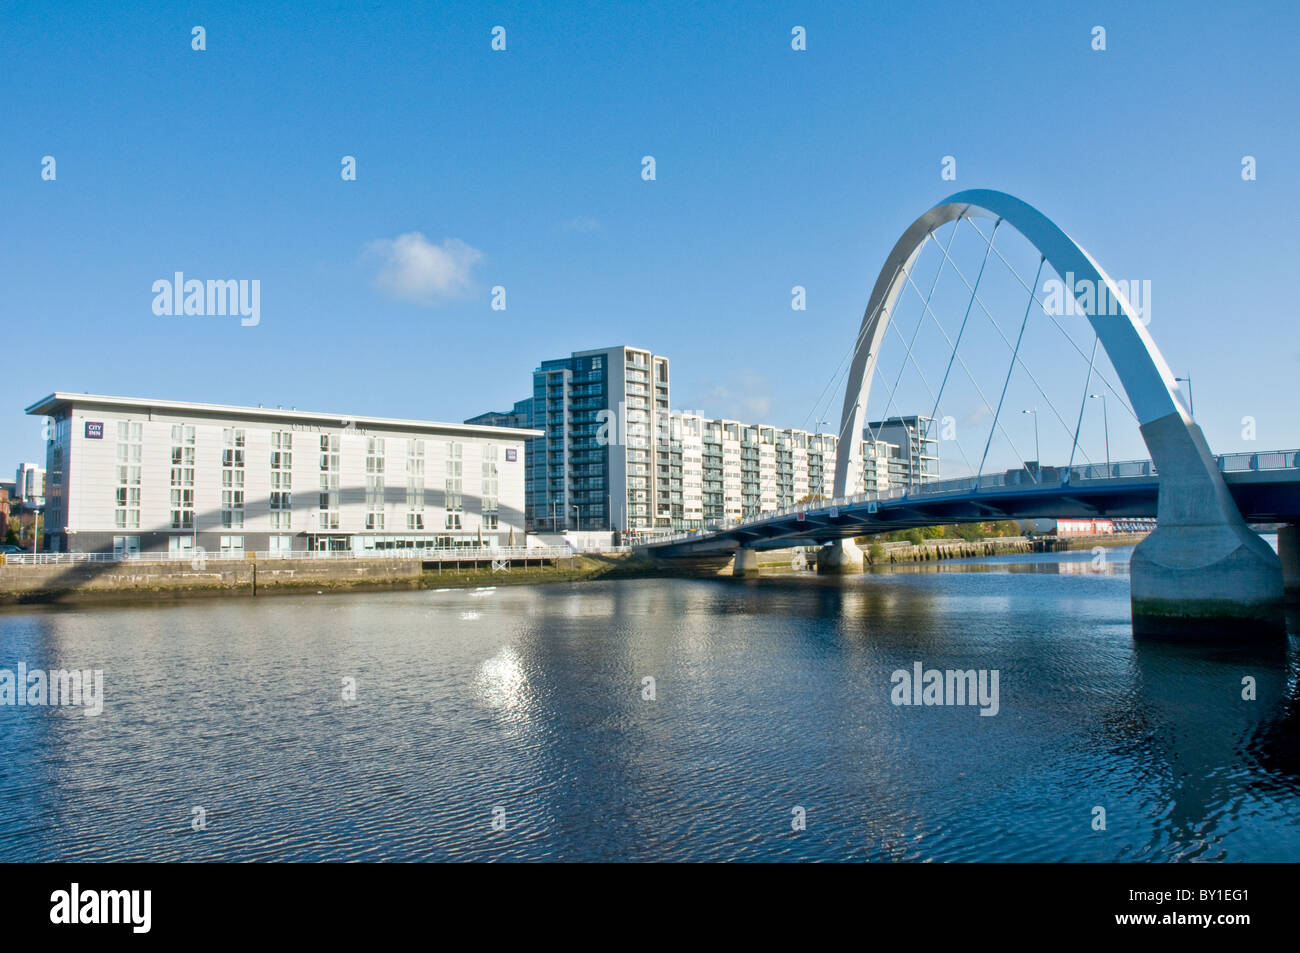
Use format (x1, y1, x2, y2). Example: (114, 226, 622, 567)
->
(641, 190, 1292, 636)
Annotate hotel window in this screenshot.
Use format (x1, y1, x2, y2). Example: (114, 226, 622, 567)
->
(270, 431, 292, 529)
(481, 444, 499, 530)
(406, 439, 425, 530)
(221, 428, 245, 466)
(166, 424, 193, 531)
(319, 434, 340, 530)
(113, 421, 144, 529)
(221, 428, 245, 529)
(365, 437, 386, 530)
(445, 442, 462, 530)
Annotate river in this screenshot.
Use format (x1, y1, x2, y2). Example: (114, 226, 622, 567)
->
(1, 544, 1297, 861)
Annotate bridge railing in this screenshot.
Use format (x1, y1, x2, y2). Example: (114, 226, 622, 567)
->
(1068, 460, 1158, 482)
(1216, 449, 1300, 472)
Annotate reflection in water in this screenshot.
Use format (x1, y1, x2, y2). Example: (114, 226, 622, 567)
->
(0, 545, 1296, 862)
(474, 647, 530, 715)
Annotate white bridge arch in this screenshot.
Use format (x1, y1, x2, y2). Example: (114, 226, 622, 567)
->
(828, 189, 1282, 633)
(835, 189, 1183, 498)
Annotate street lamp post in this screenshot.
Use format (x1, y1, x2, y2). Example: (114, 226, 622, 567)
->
(1021, 408, 1040, 479)
(1089, 394, 1110, 475)
(572, 504, 581, 532)
(1175, 375, 1194, 418)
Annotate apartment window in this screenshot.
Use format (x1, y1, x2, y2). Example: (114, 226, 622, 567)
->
(220, 535, 245, 557)
(270, 430, 292, 529)
(319, 434, 340, 530)
(406, 439, 425, 530)
(366, 437, 386, 530)
(164, 424, 195, 531)
(221, 428, 245, 529)
(112, 536, 140, 559)
(445, 442, 462, 529)
(481, 443, 499, 530)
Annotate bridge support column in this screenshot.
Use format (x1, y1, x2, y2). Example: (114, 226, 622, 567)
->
(1279, 524, 1300, 603)
(732, 548, 761, 578)
(1130, 414, 1284, 637)
(816, 539, 863, 574)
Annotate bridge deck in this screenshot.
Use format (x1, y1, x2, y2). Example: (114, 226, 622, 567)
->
(642, 450, 1300, 557)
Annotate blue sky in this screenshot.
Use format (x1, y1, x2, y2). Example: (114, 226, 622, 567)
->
(3, 0, 1297, 476)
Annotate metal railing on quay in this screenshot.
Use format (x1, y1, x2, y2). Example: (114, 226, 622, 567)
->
(2, 546, 590, 567)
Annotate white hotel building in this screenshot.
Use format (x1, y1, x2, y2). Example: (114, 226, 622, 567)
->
(26, 393, 538, 556)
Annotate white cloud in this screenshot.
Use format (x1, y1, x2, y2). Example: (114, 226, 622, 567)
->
(366, 232, 484, 305)
(561, 216, 602, 233)
(691, 370, 775, 423)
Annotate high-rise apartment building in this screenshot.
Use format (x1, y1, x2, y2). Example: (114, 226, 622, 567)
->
(471, 347, 938, 538)
(464, 398, 534, 430)
(15, 462, 46, 506)
(510, 346, 670, 533)
(865, 416, 940, 487)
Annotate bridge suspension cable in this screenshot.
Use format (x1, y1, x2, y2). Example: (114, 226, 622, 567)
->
(922, 222, 1102, 471)
(978, 256, 1046, 481)
(962, 216, 1139, 425)
(796, 263, 901, 438)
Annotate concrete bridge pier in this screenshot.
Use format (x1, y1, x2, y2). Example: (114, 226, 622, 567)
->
(732, 547, 762, 577)
(815, 539, 864, 574)
(1279, 524, 1300, 603)
(1130, 415, 1285, 637)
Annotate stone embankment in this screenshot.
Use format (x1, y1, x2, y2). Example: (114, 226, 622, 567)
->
(870, 532, 1147, 565)
(0, 552, 645, 605)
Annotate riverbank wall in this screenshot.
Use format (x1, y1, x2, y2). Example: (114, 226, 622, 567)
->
(868, 532, 1148, 565)
(0, 552, 648, 605)
(743, 532, 1149, 574)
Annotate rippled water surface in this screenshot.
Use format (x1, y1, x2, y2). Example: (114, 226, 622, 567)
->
(2, 545, 1298, 861)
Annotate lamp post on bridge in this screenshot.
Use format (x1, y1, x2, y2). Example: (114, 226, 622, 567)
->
(1089, 393, 1110, 476)
(1021, 408, 1040, 480)
(1175, 375, 1194, 418)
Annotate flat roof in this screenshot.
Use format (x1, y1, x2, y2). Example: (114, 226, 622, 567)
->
(24, 393, 543, 439)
